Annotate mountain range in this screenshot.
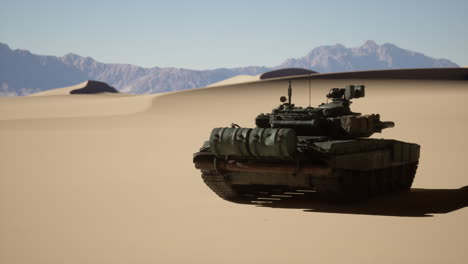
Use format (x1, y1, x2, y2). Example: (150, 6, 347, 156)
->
(0, 40, 458, 96)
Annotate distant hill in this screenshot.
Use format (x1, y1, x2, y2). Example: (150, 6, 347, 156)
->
(0, 41, 458, 96)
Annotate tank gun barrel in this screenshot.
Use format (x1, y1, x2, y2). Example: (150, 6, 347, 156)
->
(377, 121, 395, 130)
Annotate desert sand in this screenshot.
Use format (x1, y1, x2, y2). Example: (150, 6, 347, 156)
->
(1, 77, 467, 264)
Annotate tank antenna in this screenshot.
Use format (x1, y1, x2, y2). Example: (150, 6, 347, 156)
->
(308, 79, 311, 107)
(288, 80, 292, 106)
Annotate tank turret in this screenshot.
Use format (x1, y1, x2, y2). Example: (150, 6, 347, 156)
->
(255, 82, 394, 138)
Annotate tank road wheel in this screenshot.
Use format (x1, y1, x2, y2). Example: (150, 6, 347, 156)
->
(201, 170, 250, 204)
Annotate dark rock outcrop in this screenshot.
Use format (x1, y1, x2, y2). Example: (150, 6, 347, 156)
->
(69, 80, 119, 94)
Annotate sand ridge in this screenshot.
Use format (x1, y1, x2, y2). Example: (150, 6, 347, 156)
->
(0, 93, 157, 121)
(206, 74, 261, 87)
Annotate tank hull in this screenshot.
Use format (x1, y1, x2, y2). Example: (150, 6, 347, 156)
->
(193, 138, 420, 202)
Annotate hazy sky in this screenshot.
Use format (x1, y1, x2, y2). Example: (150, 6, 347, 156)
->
(1, 0, 467, 69)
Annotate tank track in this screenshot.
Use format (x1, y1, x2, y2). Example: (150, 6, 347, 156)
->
(201, 162, 418, 203)
(201, 170, 297, 204)
(201, 170, 254, 204)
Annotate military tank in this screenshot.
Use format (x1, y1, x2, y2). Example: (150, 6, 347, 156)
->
(193, 82, 420, 203)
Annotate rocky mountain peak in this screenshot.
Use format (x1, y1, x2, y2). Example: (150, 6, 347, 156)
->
(0, 42, 11, 52)
(280, 41, 458, 72)
(361, 40, 379, 50)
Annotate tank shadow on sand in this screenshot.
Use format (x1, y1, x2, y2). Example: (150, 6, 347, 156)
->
(256, 186, 468, 217)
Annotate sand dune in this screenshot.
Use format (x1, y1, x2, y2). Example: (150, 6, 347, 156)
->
(1, 77, 467, 264)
